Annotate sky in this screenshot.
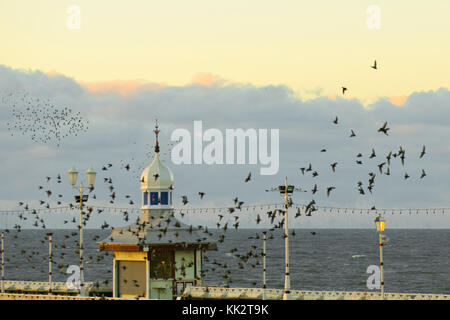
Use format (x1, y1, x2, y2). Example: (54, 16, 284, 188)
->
(0, 1, 449, 228)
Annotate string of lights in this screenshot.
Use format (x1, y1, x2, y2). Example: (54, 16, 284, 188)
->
(0, 203, 450, 216)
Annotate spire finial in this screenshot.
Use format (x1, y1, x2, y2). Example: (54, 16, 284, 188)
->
(154, 119, 160, 153)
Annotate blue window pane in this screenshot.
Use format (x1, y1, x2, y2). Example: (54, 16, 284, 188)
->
(143, 192, 148, 205)
(161, 192, 168, 205)
(150, 192, 158, 205)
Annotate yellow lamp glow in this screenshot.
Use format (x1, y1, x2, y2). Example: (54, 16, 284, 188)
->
(375, 215, 385, 232)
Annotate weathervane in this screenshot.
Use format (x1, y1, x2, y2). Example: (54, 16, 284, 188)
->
(154, 119, 160, 153)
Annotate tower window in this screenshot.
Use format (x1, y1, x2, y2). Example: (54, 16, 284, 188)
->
(161, 192, 169, 205)
(143, 192, 148, 205)
(150, 192, 158, 205)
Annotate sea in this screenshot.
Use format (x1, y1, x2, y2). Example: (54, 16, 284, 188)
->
(1, 228, 449, 294)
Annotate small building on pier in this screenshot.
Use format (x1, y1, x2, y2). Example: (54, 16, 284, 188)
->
(98, 124, 216, 299)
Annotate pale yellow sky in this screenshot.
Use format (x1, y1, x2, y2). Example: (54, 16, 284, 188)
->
(1, 0, 449, 104)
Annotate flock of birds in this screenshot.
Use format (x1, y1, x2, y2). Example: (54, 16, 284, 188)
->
(0, 59, 431, 289)
(1, 91, 89, 147)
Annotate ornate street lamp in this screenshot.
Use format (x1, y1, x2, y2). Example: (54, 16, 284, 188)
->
(67, 166, 96, 296)
(266, 177, 306, 300)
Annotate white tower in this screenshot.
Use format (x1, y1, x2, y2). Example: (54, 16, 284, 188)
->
(139, 122, 174, 223)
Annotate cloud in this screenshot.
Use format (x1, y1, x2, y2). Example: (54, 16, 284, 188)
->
(389, 95, 407, 106)
(189, 72, 226, 87)
(79, 79, 165, 97)
(0, 65, 449, 228)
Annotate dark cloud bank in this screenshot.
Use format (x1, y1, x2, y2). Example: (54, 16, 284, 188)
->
(1, 65, 449, 228)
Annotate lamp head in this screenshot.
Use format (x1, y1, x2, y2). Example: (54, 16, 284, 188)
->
(375, 215, 385, 232)
(86, 167, 96, 187)
(67, 166, 78, 186)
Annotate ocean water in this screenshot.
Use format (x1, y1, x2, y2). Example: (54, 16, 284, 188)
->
(1, 228, 449, 294)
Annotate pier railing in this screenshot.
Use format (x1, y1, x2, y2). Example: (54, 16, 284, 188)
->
(0, 280, 111, 296)
(181, 286, 450, 300)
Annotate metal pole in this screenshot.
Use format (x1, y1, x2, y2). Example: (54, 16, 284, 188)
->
(79, 183, 85, 296)
(262, 231, 267, 300)
(146, 256, 150, 299)
(1, 232, 4, 293)
(48, 233, 52, 295)
(283, 176, 291, 300)
(379, 232, 384, 299)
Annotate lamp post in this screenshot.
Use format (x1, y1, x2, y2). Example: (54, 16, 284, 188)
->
(375, 214, 385, 299)
(262, 231, 267, 300)
(47, 232, 53, 295)
(68, 166, 96, 297)
(266, 177, 306, 300)
(1, 232, 4, 294)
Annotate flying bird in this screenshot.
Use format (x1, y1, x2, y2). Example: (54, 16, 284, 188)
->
(371, 60, 377, 70)
(419, 145, 426, 159)
(311, 184, 318, 195)
(386, 151, 392, 166)
(420, 169, 426, 179)
(330, 162, 337, 172)
(326, 186, 336, 197)
(378, 122, 390, 135)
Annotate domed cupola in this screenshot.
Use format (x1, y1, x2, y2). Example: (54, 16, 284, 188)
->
(140, 122, 174, 208)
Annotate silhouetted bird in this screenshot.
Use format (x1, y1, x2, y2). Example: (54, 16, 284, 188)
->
(419, 145, 426, 159)
(420, 169, 426, 179)
(378, 122, 390, 135)
(371, 60, 377, 70)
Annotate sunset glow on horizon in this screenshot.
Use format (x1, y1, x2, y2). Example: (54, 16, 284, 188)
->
(1, 0, 449, 104)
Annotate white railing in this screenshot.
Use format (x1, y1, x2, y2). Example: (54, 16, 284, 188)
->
(1, 280, 111, 294)
(181, 286, 450, 300)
